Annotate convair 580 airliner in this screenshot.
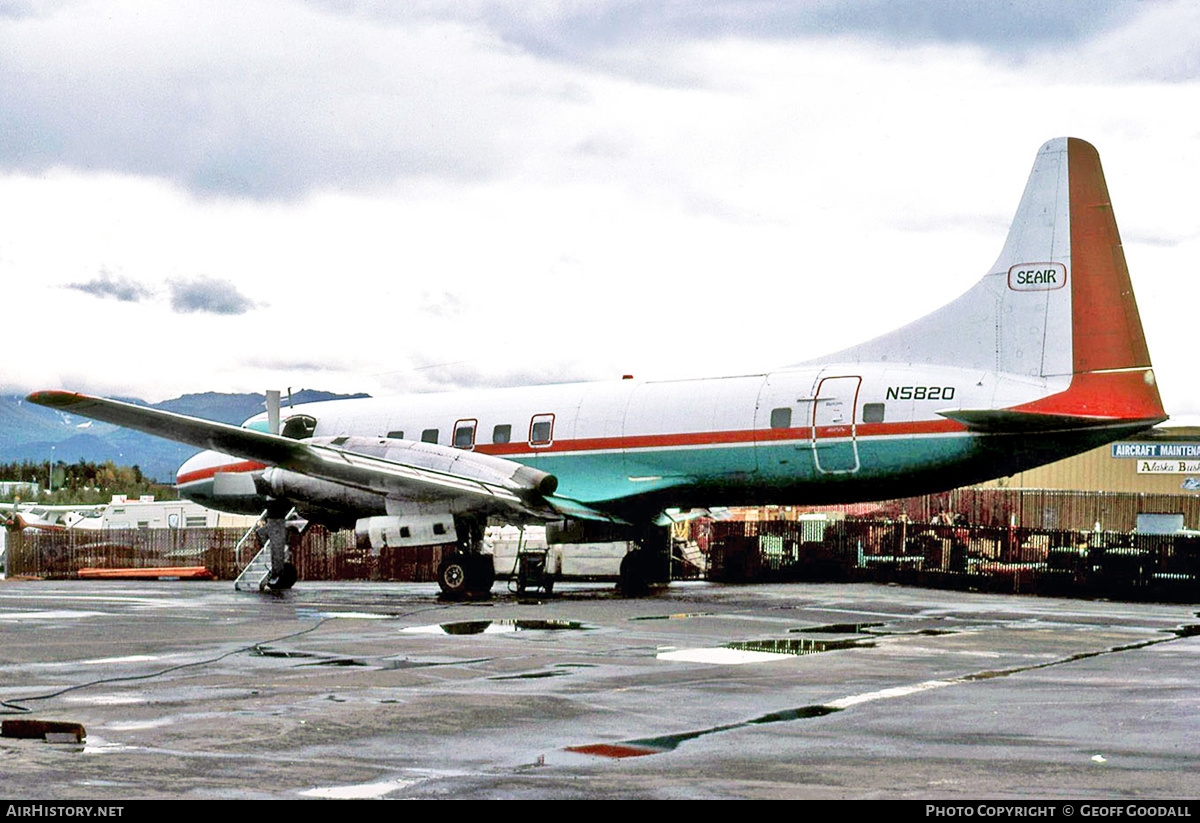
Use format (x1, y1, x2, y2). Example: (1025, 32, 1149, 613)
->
(30, 138, 1167, 595)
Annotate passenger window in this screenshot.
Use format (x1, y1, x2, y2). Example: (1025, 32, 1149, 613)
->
(386, 430, 405, 440)
(529, 413, 555, 446)
(862, 403, 885, 424)
(770, 407, 792, 429)
(421, 429, 439, 444)
(493, 424, 512, 444)
(453, 420, 476, 449)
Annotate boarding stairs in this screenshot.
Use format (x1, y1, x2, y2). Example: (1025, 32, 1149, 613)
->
(673, 539, 707, 577)
(233, 516, 271, 592)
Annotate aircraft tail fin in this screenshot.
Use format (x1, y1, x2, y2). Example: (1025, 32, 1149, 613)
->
(814, 137, 1165, 425)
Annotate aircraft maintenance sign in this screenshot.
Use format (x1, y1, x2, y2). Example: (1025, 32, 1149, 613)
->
(1112, 442, 1200, 459)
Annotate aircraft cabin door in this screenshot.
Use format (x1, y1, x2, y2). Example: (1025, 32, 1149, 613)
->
(812, 375, 861, 474)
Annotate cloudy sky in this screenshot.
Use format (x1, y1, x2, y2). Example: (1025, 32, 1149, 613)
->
(1, 0, 1197, 418)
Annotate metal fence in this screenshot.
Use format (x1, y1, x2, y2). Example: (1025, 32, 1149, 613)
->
(7, 509, 1200, 602)
(5, 526, 452, 583)
(794, 488, 1200, 532)
(7, 528, 250, 579)
(708, 518, 1200, 601)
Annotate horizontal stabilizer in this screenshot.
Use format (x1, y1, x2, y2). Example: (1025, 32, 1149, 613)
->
(938, 407, 1165, 433)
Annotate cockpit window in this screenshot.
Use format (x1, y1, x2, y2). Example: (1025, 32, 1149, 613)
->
(281, 415, 318, 440)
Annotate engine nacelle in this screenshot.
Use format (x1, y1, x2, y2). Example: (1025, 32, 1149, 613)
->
(355, 515, 458, 551)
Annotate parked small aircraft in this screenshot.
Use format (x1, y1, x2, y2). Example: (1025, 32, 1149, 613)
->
(29, 138, 1166, 595)
(2, 503, 107, 532)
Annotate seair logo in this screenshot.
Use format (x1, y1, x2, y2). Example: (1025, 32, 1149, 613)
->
(1008, 262, 1066, 291)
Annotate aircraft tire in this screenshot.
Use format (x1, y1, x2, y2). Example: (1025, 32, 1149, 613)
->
(619, 550, 649, 597)
(266, 561, 298, 591)
(438, 554, 471, 598)
(468, 555, 495, 594)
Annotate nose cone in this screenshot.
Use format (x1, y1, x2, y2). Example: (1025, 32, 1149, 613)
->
(176, 451, 270, 515)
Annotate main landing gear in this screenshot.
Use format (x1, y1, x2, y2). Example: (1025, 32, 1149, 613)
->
(437, 517, 495, 599)
(260, 501, 299, 591)
(437, 553, 496, 598)
(234, 501, 299, 593)
(618, 525, 670, 597)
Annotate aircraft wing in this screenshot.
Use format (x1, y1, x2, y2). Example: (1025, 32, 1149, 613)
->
(25, 391, 557, 514)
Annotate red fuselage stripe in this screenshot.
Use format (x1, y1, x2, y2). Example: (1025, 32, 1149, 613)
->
(176, 419, 968, 481)
(176, 460, 268, 486)
(475, 418, 965, 456)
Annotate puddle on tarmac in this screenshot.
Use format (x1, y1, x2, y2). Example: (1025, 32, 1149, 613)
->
(106, 718, 175, 731)
(402, 619, 592, 635)
(62, 694, 145, 706)
(299, 778, 421, 799)
(629, 613, 715, 622)
(489, 670, 572, 680)
(792, 622, 884, 634)
(296, 610, 396, 621)
(726, 637, 873, 656)
(250, 648, 315, 659)
(567, 703, 843, 758)
(790, 621, 959, 638)
(578, 617, 1200, 760)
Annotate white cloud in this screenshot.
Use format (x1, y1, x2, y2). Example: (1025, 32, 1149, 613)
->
(0, 0, 1195, 420)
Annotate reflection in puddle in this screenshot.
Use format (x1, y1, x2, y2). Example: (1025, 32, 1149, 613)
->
(629, 613, 715, 622)
(790, 622, 958, 638)
(657, 647, 789, 665)
(792, 622, 884, 634)
(489, 670, 572, 680)
(402, 620, 592, 635)
(658, 635, 873, 664)
(106, 718, 175, 731)
(727, 637, 871, 655)
(567, 704, 843, 758)
(300, 778, 420, 799)
(581, 622, 1200, 760)
(657, 633, 873, 667)
(82, 735, 130, 755)
(250, 648, 315, 659)
(62, 694, 145, 706)
(297, 611, 394, 620)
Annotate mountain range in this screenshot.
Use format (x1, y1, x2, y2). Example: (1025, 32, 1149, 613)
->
(0, 390, 369, 482)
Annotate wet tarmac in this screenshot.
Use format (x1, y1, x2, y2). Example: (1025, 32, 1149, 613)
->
(0, 578, 1197, 799)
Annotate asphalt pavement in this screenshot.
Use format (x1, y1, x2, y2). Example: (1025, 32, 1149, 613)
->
(1, 578, 1196, 799)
